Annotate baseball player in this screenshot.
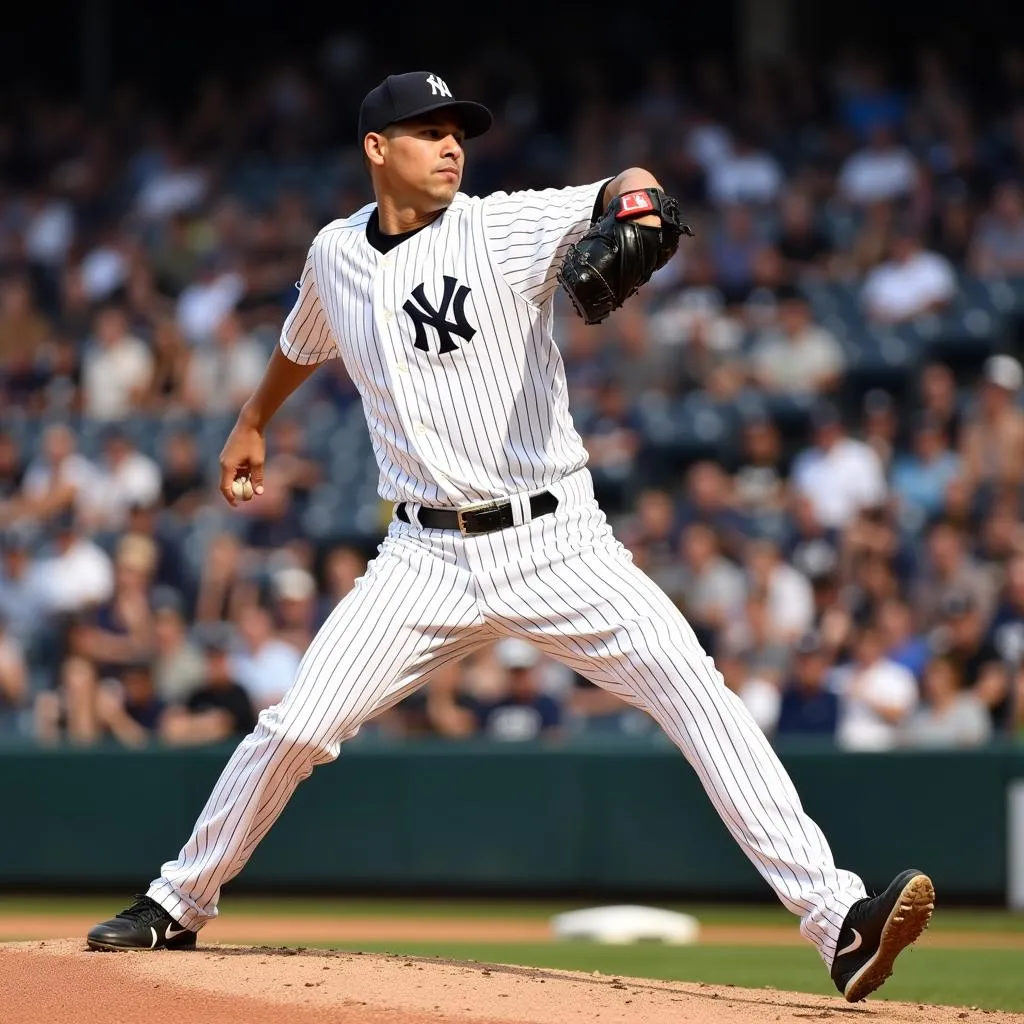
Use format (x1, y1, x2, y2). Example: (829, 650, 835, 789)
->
(87, 71, 934, 1002)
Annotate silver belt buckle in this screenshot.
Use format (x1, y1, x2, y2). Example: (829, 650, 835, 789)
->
(456, 498, 502, 536)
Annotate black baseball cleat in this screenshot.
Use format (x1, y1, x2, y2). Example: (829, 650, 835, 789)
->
(831, 869, 935, 1002)
(86, 895, 197, 951)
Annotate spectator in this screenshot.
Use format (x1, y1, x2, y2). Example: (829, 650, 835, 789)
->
(270, 566, 318, 654)
(890, 412, 962, 531)
(193, 532, 257, 624)
(579, 381, 640, 513)
(135, 143, 209, 221)
(175, 257, 246, 346)
(161, 625, 256, 745)
(749, 287, 845, 395)
(147, 318, 192, 409)
(707, 132, 783, 207)
(151, 589, 205, 704)
(74, 534, 157, 675)
(267, 418, 322, 513)
(902, 656, 991, 748)
(744, 538, 815, 643)
(775, 631, 840, 741)
(862, 229, 956, 323)
(839, 61, 907, 140)
(911, 519, 995, 630)
(721, 589, 790, 685)
(160, 430, 208, 517)
(34, 654, 101, 746)
(0, 528, 49, 650)
(959, 355, 1024, 491)
(184, 310, 267, 413)
(933, 590, 1013, 732)
(0, 276, 51, 406)
(716, 645, 780, 735)
(969, 180, 1024, 278)
(877, 597, 931, 681)
(732, 416, 787, 517)
(677, 460, 749, 558)
(318, 545, 367, 624)
(95, 659, 167, 748)
(645, 251, 741, 363)
(0, 431, 25, 505)
(774, 190, 834, 280)
(988, 554, 1024, 677)
(917, 360, 961, 446)
(122, 501, 190, 599)
(0, 614, 28, 737)
(790, 403, 888, 531)
(976, 496, 1023, 579)
(620, 488, 679, 589)
(667, 522, 746, 647)
(19, 422, 102, 526)
(860, 389, 900, 471)
(927, 191, 975, 265)
(32, 510, 115, 617)
(400, 659, 477, 738)
(230, 604, 301, 711)
(834, 623, 919, 751)
(91, 428, 163, 530)
(78, 228, 131, 305)
(838, 125, 918, 206)
(81, 305, 154, 421)
(710, 204, 763, 301)
(239, 465, 305, 554)
(471, 639, 562, 742)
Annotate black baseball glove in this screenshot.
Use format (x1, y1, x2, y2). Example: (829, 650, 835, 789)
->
(557, 188, 693, 325)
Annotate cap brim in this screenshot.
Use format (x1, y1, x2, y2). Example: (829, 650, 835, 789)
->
(386, 100, 493, 139)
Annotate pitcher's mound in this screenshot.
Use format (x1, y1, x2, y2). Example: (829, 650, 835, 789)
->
(0, 939, 1008, 1024)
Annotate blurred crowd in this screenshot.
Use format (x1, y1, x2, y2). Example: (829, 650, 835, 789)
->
(3, 43, 1024, 749)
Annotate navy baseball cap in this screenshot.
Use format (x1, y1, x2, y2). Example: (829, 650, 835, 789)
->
(357, 71, 492, 142)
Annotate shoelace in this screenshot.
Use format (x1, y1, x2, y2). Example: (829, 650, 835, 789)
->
(114, 895, 165, 924)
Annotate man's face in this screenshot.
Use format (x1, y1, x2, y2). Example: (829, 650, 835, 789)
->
(369, 115, 465, 208)
(794, 653, 825, 688)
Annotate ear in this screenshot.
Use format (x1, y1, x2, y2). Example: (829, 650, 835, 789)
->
(364, 132, 386, 168)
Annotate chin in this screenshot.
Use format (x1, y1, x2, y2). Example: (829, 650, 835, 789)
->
(427, 180, 460, 205)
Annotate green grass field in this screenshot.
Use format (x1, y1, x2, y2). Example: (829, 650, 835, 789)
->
(2, 896, 1022, 1011)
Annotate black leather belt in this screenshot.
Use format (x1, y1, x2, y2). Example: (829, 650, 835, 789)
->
(395, 492, 559, 536)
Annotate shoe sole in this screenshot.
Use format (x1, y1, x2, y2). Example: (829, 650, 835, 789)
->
(843, 872, 935, 1002)
(86, 937, 196, 953)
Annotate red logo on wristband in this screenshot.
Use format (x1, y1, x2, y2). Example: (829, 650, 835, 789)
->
(616, 191, 655, 218)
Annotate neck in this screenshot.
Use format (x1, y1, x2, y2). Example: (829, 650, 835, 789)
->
(375, 192, 446, 235)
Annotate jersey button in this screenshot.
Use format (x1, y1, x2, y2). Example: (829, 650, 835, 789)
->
(396, 361, 409, 373)
(414, 422, 426, 436)
(383, 309, 394, 322)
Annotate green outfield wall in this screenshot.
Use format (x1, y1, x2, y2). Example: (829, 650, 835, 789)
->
(2, 739, 1021, 901)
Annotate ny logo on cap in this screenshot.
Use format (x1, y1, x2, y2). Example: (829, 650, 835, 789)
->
(426, 74, 452, 98)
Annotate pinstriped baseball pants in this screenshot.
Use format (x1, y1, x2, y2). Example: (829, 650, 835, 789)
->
(148, 468, 866, 965)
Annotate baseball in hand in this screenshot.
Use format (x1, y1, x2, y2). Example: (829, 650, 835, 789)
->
(231, 476, 255, 501)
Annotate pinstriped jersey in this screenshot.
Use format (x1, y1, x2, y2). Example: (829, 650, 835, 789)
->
(279, 181, 607, 507)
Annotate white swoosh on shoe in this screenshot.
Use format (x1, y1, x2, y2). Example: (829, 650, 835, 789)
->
(837, 928, 863, 957)
(165, 923, 189, 941)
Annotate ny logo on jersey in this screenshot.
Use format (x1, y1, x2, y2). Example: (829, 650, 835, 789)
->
(425, 74, 452, 98)
(403, 276, 477, 354)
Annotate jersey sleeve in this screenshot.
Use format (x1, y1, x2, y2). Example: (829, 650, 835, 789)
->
(482, 180, 610, 305)
(279, 244, 340, 365)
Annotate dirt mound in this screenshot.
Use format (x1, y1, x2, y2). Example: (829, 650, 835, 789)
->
(3, 914, 1022, 948)
(0, 940, 1011, 1024)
